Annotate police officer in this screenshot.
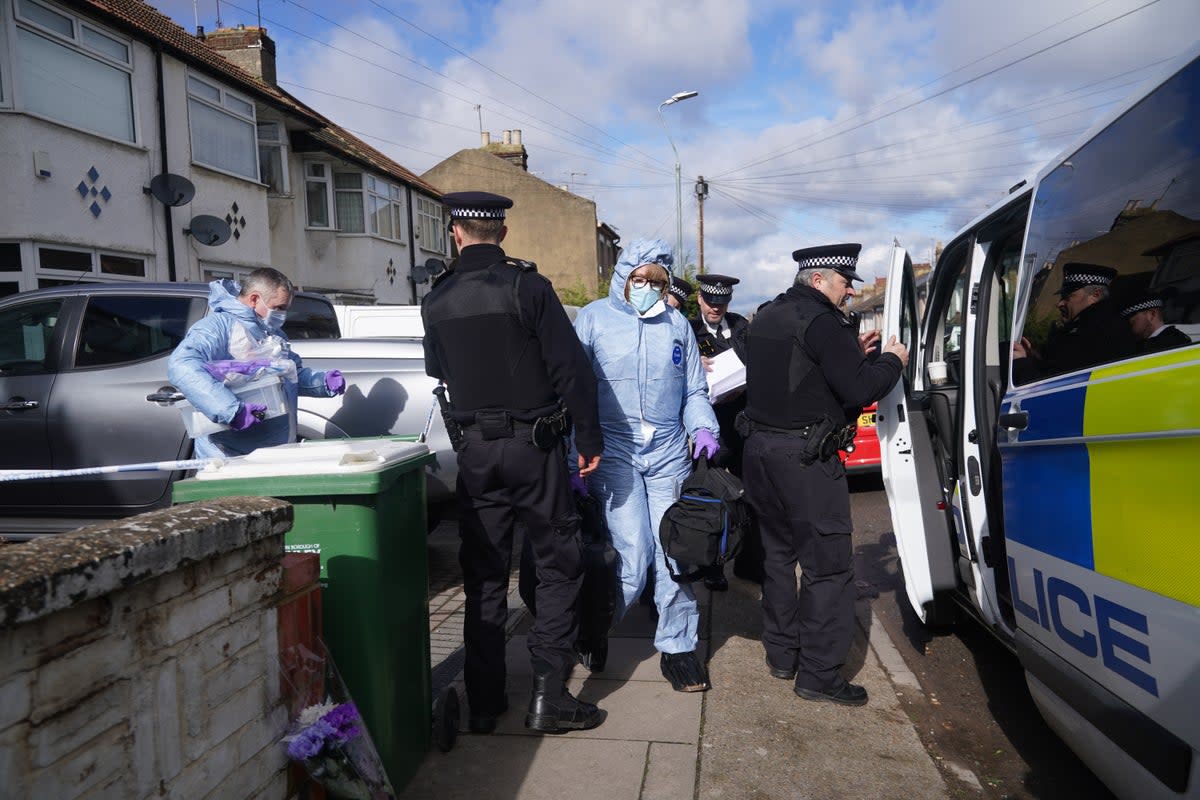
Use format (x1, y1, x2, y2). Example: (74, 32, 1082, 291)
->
(741, 244, 908, 706)
(666, 275, 694, 311)
(689, 274, 756, 589)
(1014, 263, 1136, 379)
(421, 191, 605, 734)
(1121, 291, 1192, 354)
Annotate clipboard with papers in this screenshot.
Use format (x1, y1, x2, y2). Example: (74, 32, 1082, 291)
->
(705, 348, 745, 404)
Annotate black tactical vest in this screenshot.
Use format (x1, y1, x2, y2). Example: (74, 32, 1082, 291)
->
(743, 289, 837, 429)
(422, 259, 559, 417)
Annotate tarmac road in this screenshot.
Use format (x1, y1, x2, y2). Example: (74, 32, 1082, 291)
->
(848, 473, 1117, 800)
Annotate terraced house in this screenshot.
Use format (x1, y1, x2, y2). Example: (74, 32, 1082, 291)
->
(0, 0, 447, 303)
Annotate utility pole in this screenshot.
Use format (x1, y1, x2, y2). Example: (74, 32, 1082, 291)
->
(694, 176, 709, 275)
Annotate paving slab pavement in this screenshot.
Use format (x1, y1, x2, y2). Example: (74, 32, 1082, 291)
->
(404, 531, 952, 800)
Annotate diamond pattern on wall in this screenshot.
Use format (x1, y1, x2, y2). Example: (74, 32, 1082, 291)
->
(226, 201, 248, 241)
(79, 165, 112, 217)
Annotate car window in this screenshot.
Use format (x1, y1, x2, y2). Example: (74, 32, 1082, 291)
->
(283, 294, 340, 339)
(75, 295, 200, 368)
(1015, 55, 1200, 384)
(0, 299, 63, 375)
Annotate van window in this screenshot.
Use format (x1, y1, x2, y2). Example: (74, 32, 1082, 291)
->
(1014, 56, 1200, 384)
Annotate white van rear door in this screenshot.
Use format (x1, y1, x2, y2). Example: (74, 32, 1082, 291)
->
(877, 245, 958, 624)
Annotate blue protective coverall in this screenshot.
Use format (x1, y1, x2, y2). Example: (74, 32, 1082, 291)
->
(572, 238, 718, 654)
(168, 280, 337, 459)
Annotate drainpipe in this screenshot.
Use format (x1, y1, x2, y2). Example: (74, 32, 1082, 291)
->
(155, 48, 178, 282)
(405, 185, 418, 304)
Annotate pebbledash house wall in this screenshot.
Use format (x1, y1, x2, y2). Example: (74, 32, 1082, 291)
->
(0, 497, 303, 799)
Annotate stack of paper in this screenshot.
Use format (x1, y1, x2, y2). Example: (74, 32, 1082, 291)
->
(705, 349, 746, 404)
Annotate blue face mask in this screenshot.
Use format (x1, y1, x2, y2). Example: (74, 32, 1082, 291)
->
(265, 310, 288, 330)
(628, 283, 661, 314)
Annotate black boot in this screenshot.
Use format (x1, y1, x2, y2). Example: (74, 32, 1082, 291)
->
(661, 651, 710, 692)
(525, 661, 605, 733)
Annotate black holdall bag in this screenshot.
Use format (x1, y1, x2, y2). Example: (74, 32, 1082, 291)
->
(658, 459, 751, 583)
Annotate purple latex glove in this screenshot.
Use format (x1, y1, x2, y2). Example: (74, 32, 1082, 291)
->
(324, 369, 346, 395)
(692, 429, 719, 461)
(230, 402, 267, 431)
(203, 359, 273, 381)
(570, 473, 588, 496)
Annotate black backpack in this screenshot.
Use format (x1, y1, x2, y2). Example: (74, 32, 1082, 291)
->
(658, 459, 750, 583)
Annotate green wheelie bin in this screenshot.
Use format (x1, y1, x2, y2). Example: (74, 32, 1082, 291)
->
(173, 437, 436, 791)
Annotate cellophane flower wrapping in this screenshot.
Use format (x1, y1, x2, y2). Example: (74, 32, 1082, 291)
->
(280, 638, 394, 800)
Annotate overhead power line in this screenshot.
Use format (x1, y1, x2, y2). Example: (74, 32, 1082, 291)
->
(713, 0, 1165, 179)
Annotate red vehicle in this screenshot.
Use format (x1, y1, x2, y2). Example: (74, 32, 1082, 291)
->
(841, 402, 880, 473)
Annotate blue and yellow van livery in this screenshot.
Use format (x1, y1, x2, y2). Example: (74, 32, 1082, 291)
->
(878, 44, 1199, 800)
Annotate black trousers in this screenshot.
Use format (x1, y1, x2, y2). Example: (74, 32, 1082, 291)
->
(742, 431, 855, 691)
(456, 428, 582, 715)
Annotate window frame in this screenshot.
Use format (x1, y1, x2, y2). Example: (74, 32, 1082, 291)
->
(304, 161, 335, 230)
(415, 195, 446, 253)
(256, 120, 289, 195)
(186, 71, 259, 181)
(334, 171, 366, 233)
(34, 243, 150, 284)
(9, 0, 139, 143)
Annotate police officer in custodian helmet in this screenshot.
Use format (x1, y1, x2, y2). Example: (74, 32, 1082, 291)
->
(421, 191, 606, 734)
(739, 243, 908, 706)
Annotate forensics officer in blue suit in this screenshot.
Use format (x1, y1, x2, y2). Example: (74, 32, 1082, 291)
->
(573, 238, 719, 693)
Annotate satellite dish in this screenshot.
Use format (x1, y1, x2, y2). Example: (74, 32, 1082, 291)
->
(184, 215, 232, 247)
(146, 173, 196, 207)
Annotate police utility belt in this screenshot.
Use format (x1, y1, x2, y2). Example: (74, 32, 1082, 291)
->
(734, 411, 856, 465)
(459, 407, 572, 451)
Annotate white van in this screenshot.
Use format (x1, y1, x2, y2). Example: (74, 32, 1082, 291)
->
(877, 45, 1199, 799)
(333, 304, 425, 338)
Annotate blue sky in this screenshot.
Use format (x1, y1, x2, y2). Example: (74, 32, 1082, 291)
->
(155, 0, 1199, 312)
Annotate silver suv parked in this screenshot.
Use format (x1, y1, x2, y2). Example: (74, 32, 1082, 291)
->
(0, 283, 451, 537)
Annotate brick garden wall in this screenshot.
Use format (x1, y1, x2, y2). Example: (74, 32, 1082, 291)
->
(0, 497, 298, 799)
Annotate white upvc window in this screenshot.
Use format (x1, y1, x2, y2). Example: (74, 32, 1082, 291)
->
(35, 243, 148, 283)
(304, 162, 334, 229)
(415, 195, 446, 253)
(366, 177, 405, 241)
(334, 172, 365, 233)
(257, 122, 288, 194)
(187, 73, 258, 180)
(11, 0, 136, 142)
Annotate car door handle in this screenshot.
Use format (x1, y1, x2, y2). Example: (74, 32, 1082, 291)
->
(1, 399, 39, 411)
(998, 411, 1029, 430)
(146, 390, 185, 404)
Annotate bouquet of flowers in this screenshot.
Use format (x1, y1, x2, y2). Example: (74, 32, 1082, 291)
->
(285, 702, 389, 799)
(279, 635, 394, 799)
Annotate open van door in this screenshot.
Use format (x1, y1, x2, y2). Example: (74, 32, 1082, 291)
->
(876, 245, 958, 624)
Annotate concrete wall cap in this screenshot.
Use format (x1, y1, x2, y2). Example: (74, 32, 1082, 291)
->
(0, 497, 292, 629)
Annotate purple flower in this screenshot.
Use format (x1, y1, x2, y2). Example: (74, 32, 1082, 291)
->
(287, 718, 336, 761)
(321, 703, 362, 744)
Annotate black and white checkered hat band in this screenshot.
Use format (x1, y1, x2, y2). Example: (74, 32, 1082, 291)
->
(701, 283, 733, 296)
(1064, 273, 1112, 287)
(796, 255, 858, 270)
(1122, 298, 1162, 317)
(449, 208, 507, 219)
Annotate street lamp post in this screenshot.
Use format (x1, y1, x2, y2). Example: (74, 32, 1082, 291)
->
(658, 90, 698, 274)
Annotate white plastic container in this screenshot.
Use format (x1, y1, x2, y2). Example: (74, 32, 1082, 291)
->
(178, 375, 289, 438)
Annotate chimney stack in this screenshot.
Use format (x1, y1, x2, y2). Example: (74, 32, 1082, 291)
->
(204, 26, 277, 86)
(480, 131, 491, 146)
(481, 129, 529, 171)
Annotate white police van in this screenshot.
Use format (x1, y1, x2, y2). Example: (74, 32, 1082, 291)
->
(877, 44, 1199, 800)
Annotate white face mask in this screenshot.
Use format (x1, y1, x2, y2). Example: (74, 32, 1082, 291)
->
(628, 283, 661, 313)
(265, 309, 288, 329)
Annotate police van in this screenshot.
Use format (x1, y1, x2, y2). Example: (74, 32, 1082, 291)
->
(877, 44, 1199, 800)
